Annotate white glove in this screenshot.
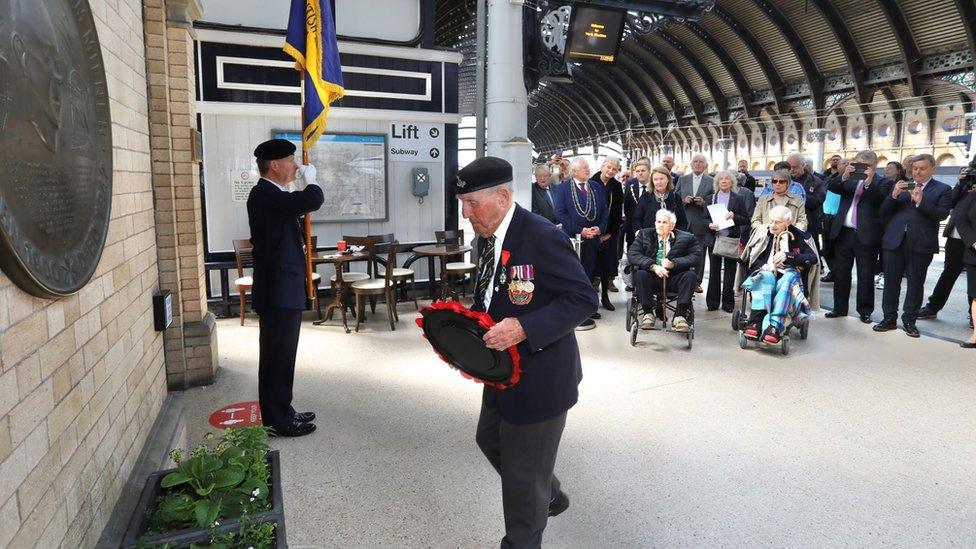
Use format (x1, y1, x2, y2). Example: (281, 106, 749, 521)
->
(298, 164, 317, 187)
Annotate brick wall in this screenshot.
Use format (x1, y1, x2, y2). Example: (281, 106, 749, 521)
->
(0, 0, 166, 546)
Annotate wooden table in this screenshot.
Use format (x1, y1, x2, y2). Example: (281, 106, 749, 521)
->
(413, 244, 473, 302)
(312, 251, 368, 332)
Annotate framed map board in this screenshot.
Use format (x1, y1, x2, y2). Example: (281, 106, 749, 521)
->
(273, 131, 388, 222)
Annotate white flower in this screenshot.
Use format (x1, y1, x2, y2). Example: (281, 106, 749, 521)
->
(249, 497, 255, 502)
(251, 488, 260, 497)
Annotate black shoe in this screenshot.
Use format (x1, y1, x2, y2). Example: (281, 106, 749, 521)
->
(859, 314, 872, 324)
(873, 319, 897, 332)
(548, 492, 570, 517)
(270, 421, 316, 437)
(721, 306, 734, 313)
(916, 307, 937, 319)
(295, 411, 316, 424)
(590, 312, 601, 320)
(825, 311, 846, 318)
(707, 306, 719, 312)
(820, 273, 835, 283)
(601, 296, 615, 311)
(961, 341, 976, 349)
(904, 324, 920, 338)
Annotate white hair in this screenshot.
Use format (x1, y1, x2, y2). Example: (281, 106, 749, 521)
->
(769, 205, 793, 222)
(571, 157, 589, 171)
(802, 156, 814, 167)
(602, 155, 621, 168)
(692, 153, 707, 163)
(713, 170, 739, 193)
(656, 209, 677, 224)
(534, 164, 550, 176)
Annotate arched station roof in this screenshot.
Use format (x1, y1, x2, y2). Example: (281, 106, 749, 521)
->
(435, 0, 976, 155)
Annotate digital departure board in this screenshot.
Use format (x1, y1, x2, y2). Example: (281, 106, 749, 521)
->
(565, 5, 626, 63)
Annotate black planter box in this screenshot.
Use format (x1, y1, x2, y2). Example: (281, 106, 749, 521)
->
(122, 450, 285, 548)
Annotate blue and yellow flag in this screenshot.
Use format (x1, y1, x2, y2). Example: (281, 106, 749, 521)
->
(284, 0, 345, 151)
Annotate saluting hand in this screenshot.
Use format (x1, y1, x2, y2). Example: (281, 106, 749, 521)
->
(484, 317, 527, 350)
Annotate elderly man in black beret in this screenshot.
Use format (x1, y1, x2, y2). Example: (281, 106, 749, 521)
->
(247, 139, 324, 437)
(456, 156, 597, 548)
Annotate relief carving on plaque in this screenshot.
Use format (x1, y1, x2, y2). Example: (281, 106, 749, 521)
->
(0, 0, 113, 298)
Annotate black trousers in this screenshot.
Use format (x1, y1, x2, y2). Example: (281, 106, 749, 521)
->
(692, 234, 707, 283)
(634, 269, 696, 314)
(579, 237, 599, 281)
(706, 247, 736, 311)
(882, 242, 934, 324)
(258, 307, 302, 428)
(821, 216, 836, 270)
(831, 228, 878, 316)
(476, 393, 566, 549)
(596, 232, 620, 283)
(925, 237, 968, 312)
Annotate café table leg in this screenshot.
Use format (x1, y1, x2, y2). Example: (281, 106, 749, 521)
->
(219, 268, 231, 318)
(427, 256, 436, 299)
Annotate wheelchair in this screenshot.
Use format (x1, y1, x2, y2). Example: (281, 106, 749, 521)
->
(731, 271, 809, 356)
(624, 271, 695, 349)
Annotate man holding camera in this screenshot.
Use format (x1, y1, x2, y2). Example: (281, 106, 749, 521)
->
(826, 151, 884, 323)
(676, 154, 714, 290)
(875, 154, 953, 337)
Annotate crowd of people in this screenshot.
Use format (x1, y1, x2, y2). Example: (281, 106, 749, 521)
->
(531, 151, 976, 348)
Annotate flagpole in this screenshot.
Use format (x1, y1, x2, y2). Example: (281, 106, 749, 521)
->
(301, 68, 315, 302)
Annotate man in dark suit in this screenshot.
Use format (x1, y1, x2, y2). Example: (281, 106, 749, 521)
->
(662, 154, 680, 183)
(875, 153, 953, 337)
(826, 151, 884, 323)
(591, 156, 624, 308)
(456, 156, 597, 548)
(247, 139, 324, 437)
(627, 209, 701, 331)
(675, 154, 714, 288)
(555, 157, 608, 319)
(622, 160, 651, 249)
(918, 169, 975, 321)
(531, 164, 558, 224)
(737, 159, 757, 193)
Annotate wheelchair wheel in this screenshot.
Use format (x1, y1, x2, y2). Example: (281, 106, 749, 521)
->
(625, 302, 634, 331)
(686, 331, 693, 350)
(630, 321, 638, 347)
(731, 309, 741, 331)
(738, 331, 748, 349)
(798, 321, 809, 340)
(781, 336, 791, 356)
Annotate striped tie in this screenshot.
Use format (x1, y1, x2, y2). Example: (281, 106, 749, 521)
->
(474, 236, 496, 310)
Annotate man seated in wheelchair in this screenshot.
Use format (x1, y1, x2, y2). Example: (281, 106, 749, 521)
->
(627, 209, 701, 332)
(739, 205, 818, 344)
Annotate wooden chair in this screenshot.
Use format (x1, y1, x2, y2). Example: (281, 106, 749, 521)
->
(370, 233, 418, 310)
(436, 230, 477, 297)
(350, 241, 399, 332)
(232, 239, 254, 325)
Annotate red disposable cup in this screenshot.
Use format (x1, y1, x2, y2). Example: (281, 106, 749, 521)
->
(337, 240, 347, 252)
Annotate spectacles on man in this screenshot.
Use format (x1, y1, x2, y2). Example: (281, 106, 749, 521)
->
(771, 179, 789, 184)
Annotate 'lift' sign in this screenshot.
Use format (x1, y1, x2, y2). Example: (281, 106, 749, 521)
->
(388, 122, 444, 163)
(209, 401, 263, 429)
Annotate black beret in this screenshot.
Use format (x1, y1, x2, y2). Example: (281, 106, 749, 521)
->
(253, 138, 296, 160)
(454, 156, 513, 194)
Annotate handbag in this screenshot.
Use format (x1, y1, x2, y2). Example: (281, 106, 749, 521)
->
(712, 235, 742, 259)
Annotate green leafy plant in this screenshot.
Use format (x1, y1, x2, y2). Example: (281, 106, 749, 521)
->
(200, 520, 277, 549)
(144, 427, 273, 536)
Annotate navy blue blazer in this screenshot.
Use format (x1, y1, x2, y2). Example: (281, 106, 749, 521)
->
(553, 178, 608, 237)
(879, 178, 952, 254)
(246, 179, 324, 313)
(827, 173, 885, 247)
(622, 178, 642, 229)
(480, 205, 598, 425)
(631, 190, 688, 233)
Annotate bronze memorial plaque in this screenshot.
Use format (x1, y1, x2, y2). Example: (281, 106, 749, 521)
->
(0, 0, 113, 298)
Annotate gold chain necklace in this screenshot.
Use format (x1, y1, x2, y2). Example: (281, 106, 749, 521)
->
(571, 180, 597, 221)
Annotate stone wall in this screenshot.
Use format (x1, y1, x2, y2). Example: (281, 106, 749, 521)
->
(0, 0, 167, 546)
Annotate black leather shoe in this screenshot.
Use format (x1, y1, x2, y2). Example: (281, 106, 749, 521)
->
(270, 421, 316, 437)
(548, 492, 570, 517)
(295, 411, 316, 424)
(601, 296, 615, 311)
(820, 273, 835, 283)
(961, 341, 976, 349)
(590, 312, 601, 320)
(722, 306, 734, 313)
(916, 307, 937, 319)
(873, 319, 897, 332)
(904, 324, 920, 338)
(859, 314, 872, 324)
(825, 311, 846, 318)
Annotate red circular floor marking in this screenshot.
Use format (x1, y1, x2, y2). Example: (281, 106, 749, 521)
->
(209, 401, 263, 429)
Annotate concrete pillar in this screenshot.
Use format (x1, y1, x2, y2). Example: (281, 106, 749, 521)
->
(486, 0, 533, 208)
(718, 138, 733, 171)
(807, 129, 828, 172)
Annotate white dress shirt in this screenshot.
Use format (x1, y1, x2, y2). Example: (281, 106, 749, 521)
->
(485, 203, 517, 311)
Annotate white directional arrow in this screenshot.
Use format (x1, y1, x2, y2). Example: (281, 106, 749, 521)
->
(222, 407, 246, 414)
(220, 419, 244, 426)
